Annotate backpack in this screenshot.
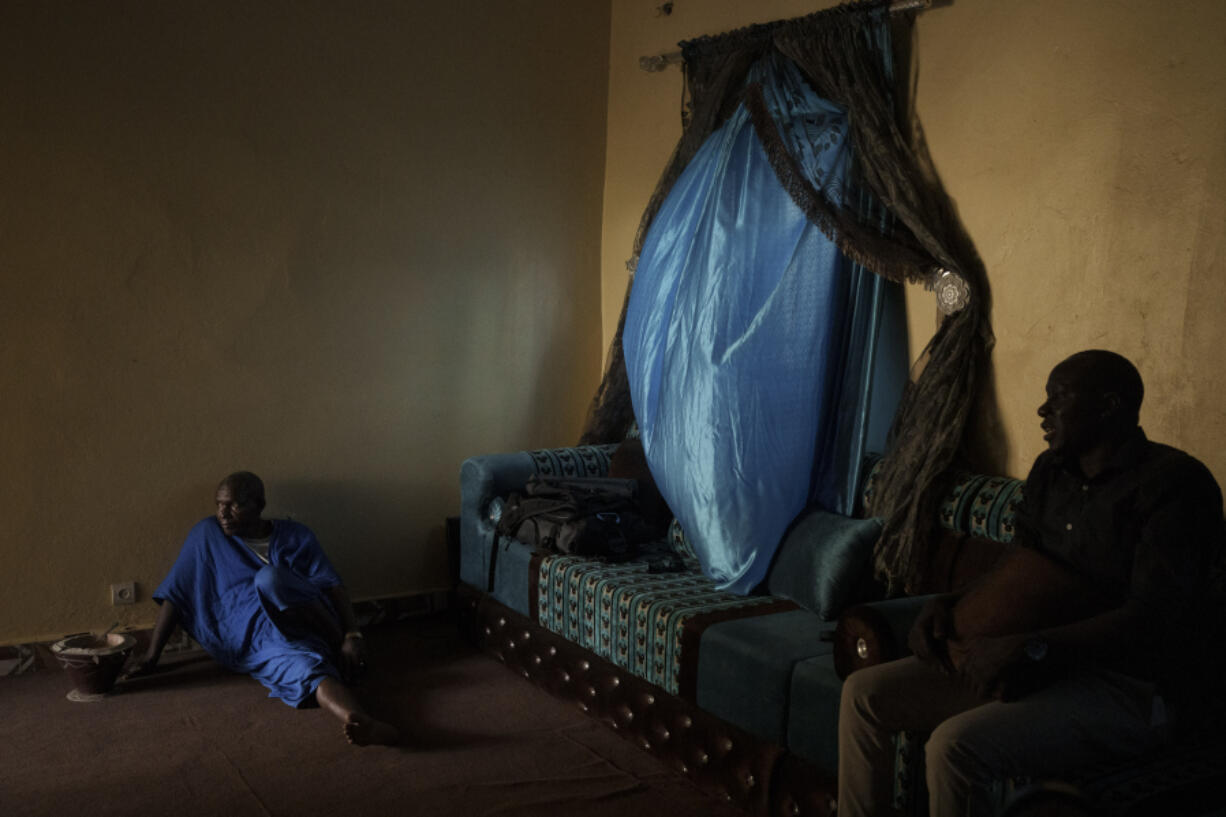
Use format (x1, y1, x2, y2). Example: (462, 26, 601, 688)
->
(495, 475, 645, 560)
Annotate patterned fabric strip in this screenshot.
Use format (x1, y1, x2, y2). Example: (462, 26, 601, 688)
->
(968, 476, 1023, 543)
(536, 553, 790, 696)
(864, 459, 1023, 544)
(941, 473, 988, 532)
(527, 445, 616, 478)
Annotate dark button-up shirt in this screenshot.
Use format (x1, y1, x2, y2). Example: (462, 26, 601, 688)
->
(1014, 427, 1224, 690)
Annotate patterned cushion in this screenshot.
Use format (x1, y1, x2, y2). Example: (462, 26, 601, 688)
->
(941, 474, 1024, 543)
(862, 458, 1024, 544)
(535, 553, 792, 697)
(527, 445, 617, 478)
(966, 476, 1024, 542)
(667, 518, 698, 560)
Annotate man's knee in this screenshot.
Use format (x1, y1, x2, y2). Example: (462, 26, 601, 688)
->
(926, 716, 992, 791)
(841, 659, 930, 728)
(840, 663, 887, 726)
(254, 564, 295, 594)
(925, 717, 959, 771)
(254, 564, 316, 612)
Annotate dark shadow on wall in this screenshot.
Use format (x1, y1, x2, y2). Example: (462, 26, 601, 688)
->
(269, 476, 450, 600)
(968, 360, 1009, 476)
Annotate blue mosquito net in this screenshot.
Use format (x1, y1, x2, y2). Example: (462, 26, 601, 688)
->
(623, 53, 907, 594)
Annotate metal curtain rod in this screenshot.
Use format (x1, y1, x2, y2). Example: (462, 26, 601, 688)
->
(638, 0, 932, 72)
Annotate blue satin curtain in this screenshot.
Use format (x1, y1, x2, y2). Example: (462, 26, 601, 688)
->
(623, 53, 906, 594)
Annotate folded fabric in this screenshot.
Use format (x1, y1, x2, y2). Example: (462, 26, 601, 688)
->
(765, 510, 883, 621)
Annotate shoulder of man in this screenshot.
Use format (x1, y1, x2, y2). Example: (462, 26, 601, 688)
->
(189, 516, 215, 533)
(185, 516, 221, 542)
(1141, 439, 1223, 497)
(1145, 437, 1215, 470)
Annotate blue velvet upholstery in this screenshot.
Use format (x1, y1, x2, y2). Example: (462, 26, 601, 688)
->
(459, 445, 616, 613)
(787, 654, 845, 775)
(695, 611, 833, 746)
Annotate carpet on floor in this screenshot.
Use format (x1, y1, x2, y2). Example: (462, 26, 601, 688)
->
(0, 615, 746, 817)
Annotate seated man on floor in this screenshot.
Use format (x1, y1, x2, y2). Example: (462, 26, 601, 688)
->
(126, 471, 398, 747)
(837, 349, 1224, 816)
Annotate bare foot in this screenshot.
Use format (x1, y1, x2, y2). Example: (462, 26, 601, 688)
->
(343, 712, 399, 747)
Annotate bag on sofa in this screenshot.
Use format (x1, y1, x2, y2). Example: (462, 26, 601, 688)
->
(497, 475, 646, 561)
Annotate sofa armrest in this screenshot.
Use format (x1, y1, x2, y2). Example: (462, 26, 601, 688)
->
(831, 595, 935, 680)
(458, 445, 618, 590)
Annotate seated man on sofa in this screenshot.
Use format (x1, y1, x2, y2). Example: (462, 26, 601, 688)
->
(126, 471, 398, 747)
(837, 349, 1224, 816)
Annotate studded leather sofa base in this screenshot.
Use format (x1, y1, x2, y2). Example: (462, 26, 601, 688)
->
(457, 584, 838, 817)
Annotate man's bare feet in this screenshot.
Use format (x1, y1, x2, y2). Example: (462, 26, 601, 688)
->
(343, 712, 399, 747)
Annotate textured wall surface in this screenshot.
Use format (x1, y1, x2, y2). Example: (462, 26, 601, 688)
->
(909, 0, 1226, 478)
(0, 1, 611, 644)
(6, 0, 1224, 646)
(602, 0, 1226, 481)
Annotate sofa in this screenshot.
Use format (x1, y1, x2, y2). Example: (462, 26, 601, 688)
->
(457, 443, 1226, 817)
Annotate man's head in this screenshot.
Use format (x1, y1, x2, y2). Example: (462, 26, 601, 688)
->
(215, 471, 266, 538)
(1038, 350, 1143, 457)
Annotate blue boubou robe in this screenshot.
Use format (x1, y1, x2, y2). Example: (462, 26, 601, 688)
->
(154, 517, 344, 707)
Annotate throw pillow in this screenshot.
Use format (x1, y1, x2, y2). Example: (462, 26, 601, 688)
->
(765, 509, 883, 621)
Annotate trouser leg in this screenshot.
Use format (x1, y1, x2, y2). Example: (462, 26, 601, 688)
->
(838, 657, 986, 817)
(924, 670, 1162, 817)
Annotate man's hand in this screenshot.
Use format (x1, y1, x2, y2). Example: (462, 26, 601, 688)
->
(954, 634, 1038, 701)
(339, 633, 369, 682)
(907, 593, 958, 671)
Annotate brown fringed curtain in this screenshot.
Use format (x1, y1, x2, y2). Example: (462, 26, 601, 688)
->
(580, 0, 995, 596)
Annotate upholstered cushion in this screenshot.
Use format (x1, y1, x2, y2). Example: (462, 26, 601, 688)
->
(765, 510, 883, 621)
(527, 445, 616, 478)
(941, 473, 1024, 543)
(861, 457, 1025, 544)
(668, 517, 698, 560)
(534, 551, 792, 696)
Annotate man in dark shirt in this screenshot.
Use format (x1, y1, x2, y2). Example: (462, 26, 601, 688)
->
(836, 350, 1224, 817)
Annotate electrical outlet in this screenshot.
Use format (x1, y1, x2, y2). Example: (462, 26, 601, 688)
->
(110, 581, 136, 605)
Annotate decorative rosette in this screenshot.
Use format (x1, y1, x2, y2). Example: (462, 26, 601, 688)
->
(932, 268, 970, 315)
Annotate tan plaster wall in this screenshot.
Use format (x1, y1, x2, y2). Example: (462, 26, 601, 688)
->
(911, 0, 1226, 479)
(603, 0, 1226, 481)
(0, 1, 610, 645)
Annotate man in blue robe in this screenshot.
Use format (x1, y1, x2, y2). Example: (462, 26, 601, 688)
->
(127, 471, 398, 746)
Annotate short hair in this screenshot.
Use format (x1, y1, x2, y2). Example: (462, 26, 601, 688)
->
(218, 471, 266, 510)
(1058, 350, 1144, 423)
